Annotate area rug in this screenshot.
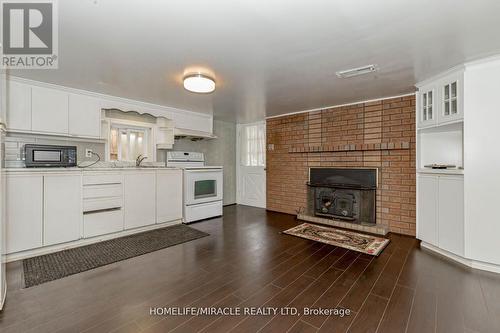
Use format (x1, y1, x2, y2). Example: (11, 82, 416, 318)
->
(23, 224, 209, 288)
(283, 223, 389, 256)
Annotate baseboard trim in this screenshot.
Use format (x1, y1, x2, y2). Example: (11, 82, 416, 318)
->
(6, 219, 183, 262)
(421, 241, 500, 274)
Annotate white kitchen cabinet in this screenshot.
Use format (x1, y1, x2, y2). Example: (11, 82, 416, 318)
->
(5, 174, 43, 253)
(417, 86, 437, 128)
(437, 176, 464, 256)
(417, 70, 464, 129)
(69, 94, 101, 138)
(6, 81, 31, 131)
(438, 73, 463, 124)
(31, 86, 69, 134)
(84, 209, 123, 238)
(155, 117, 174, 149)
(123, 171, 156, 229)
(83, 172, 124, 238)
(156, 169, 183, 223)
(417, 174, 438, 246)
(417, 173, 464, 257)
(43, 174, 82, 246)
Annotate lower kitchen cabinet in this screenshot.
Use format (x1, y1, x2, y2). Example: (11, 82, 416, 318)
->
(124, 171, 156, 229)
(417, 174, 438, 246)
(5, 168, 183, 255)
(156, 169, 183, 223)
(6, 175, 43, 253)
(44, 174, 82, 246)
(437, 176, 464, 256)
(417, 173, 464, 255)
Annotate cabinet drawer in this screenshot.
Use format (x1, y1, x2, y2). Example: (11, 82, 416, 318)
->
(185, 201, 222, 223)
(83, 174, 122, 185)
(83, 197, 122, 212)
(84, 209, 124, 238)
(83, 184, 123, 199)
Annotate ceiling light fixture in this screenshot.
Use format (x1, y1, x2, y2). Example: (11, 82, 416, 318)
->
(183, 73, 216, 93)
(336, 64, 379, 78)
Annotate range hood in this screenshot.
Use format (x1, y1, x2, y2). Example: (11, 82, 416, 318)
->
(174, 128, 217, 140)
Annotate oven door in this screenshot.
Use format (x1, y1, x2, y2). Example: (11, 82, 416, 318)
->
(184, 169, 223, 205)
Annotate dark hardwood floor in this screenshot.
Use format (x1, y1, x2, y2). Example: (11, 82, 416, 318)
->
(1, 205, 500, 333)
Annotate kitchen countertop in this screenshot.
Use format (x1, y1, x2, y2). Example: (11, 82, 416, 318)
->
(5, 166, 181, 172)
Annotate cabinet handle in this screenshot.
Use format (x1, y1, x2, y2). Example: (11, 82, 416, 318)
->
(83, 207, 121, 215)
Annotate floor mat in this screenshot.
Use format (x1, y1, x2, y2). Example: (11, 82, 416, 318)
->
(23, 224, 209, 287)
(283, 223, 389, 256)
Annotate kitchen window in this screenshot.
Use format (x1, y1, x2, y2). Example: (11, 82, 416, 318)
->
(109, 125, 150, 161)
(240, 123, 265, 167)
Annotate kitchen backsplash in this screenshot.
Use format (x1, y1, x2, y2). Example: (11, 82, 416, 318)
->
(5, 133, 105, 168)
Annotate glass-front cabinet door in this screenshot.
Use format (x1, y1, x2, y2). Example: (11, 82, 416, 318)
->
(418, 86, 437, 128)
(439, 75, 463, 124)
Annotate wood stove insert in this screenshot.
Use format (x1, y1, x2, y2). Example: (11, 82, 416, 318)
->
(307, 168, 377, 225)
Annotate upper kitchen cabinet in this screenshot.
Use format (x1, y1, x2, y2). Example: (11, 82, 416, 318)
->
(438, 73, 463, 124)
(155, 116, 174, 149)
(6, 80, 31, 131)
(417, 69, 464, 129)
(5, 77, 213, 141)
(68, 94, 102, 138)
(417, 85, 437, 128)
(32, 86, 69, 135)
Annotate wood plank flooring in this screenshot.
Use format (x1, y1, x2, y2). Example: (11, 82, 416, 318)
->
(1, 205, 500, 333)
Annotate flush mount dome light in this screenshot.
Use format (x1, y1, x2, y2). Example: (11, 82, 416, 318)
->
(183, 73, 216, 93)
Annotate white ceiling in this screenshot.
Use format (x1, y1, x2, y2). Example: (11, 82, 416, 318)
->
(11, 0, 500, 122)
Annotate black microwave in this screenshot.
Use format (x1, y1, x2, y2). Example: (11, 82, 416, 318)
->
(24, 144, 77, 167)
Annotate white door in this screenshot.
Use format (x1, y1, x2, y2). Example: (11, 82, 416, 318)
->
(237, 122, 266, 208)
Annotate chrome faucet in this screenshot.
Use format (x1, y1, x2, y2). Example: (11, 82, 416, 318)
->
(136, 154, 148, 167)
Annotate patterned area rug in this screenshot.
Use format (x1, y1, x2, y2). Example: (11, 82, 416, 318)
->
(283, 223, 389, 256)
(23, 224, 209, 288)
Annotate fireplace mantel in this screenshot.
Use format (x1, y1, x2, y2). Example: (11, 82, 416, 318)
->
(288, 141, 410, 153)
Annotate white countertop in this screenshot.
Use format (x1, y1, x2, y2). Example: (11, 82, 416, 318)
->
(5, 166, 181, 173)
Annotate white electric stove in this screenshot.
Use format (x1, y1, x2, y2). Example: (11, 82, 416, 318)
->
(166, 151, 223, 223)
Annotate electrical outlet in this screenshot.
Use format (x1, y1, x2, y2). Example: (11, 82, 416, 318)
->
(85, 149, 93, 158)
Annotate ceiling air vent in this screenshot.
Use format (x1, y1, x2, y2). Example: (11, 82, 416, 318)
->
(336, 64, 379, 78)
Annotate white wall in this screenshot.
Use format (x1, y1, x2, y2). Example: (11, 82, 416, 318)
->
(464, 58, 500, 265)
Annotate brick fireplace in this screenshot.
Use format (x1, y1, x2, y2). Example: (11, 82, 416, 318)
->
(266, 95, 416, 236)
